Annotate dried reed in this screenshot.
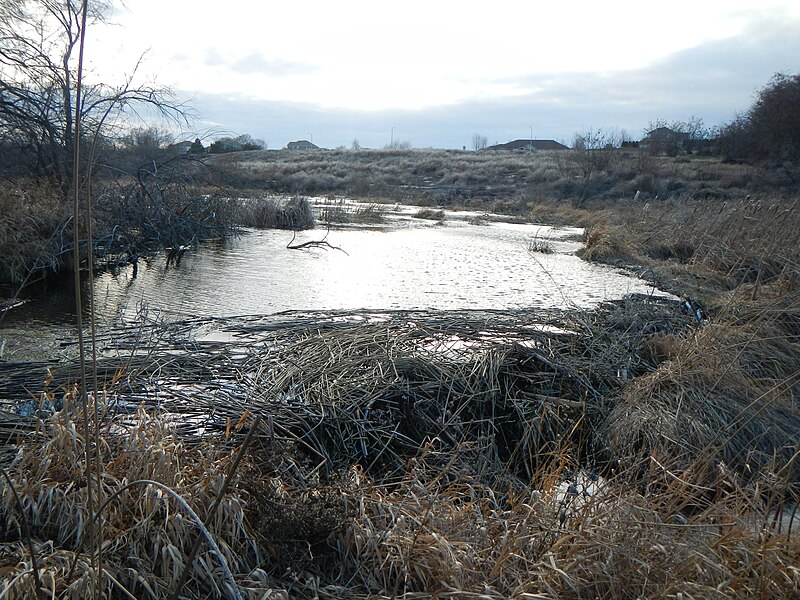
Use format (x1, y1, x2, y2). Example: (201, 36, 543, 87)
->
(1, 295, 799, 597)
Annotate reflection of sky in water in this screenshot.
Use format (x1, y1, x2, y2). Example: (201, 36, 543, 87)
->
(3, 218, 663, 326)
(78, 220, 661, 322)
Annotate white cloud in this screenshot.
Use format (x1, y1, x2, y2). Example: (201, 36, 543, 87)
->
(84, 0, 800, 146)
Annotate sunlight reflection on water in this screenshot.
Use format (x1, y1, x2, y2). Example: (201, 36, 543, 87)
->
(83, 217, 661, 322)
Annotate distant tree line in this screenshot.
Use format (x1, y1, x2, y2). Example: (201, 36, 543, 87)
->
(208, 134, 265, 154)
(639, 73, 800, 165)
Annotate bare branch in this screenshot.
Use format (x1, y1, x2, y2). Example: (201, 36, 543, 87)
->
(287, 229, 349, 255)
(0, 0, 193, 189)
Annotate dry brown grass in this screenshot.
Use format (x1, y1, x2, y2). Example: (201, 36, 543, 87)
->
(330, 469, 800, 599)
(0, 404, 283, 598)
(0, 182, 71, 284)
(527, 202, 599, 228)
(208, 147, 792, 213)
(5, 403, 800, 598)
(578, 196, 800, 305)
(3, 295, 799, 597)
(234, 195, 316, 230)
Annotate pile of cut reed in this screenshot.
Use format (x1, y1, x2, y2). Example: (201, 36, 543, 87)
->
(2, 296, 799, 597)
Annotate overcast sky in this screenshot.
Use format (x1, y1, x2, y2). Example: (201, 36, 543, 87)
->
(88, 0, 800, 149)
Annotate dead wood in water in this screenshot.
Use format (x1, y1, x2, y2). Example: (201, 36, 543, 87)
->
(286, 229, 348, 254)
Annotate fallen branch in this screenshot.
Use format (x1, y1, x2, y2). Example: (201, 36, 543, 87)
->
(287, 229, 349, 255)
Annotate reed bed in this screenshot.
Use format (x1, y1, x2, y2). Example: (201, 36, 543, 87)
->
(579, 196, 800, 300)
(603, 286, 800, 495)
(0, 405, 281, 599)
(2, 297, 799, 597)
(0, 182, 71, 284)
(233, 196, 315, 230)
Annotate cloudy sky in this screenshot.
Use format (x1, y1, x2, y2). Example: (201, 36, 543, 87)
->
(88, 0, 800, 149)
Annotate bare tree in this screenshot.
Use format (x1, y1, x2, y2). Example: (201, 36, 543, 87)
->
(0, 0, 191, 192)
(471, 132, 487, 151)
(107, 125, 173, 172)
(643, 117, 710, 155)
(569, 128, 620, 207)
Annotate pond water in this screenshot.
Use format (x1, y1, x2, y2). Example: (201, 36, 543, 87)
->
(3, 204, 661, 328)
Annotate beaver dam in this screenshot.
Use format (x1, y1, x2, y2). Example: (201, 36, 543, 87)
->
(1, 290, 799, 599)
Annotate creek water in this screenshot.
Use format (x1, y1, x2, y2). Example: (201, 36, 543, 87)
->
(3, 204, 661, 328)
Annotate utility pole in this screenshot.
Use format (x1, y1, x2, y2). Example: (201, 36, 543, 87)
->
(391, 126, 396, 146)
(530, 125, 533, 152)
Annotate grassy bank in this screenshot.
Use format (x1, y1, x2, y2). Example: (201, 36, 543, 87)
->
(209, 148, 796, 211)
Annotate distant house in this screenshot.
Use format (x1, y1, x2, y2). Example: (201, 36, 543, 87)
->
(485, 139, 569, 152)
(640, 127, 690, 155)
(286, 140, 319, 150)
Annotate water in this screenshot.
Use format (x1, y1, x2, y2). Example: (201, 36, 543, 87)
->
(3, 206, 661, 327)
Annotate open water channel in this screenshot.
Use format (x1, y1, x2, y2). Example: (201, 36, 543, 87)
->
(2, 203, 662, 333)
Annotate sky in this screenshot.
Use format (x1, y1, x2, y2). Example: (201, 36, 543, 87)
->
(87, 0, 800, 149)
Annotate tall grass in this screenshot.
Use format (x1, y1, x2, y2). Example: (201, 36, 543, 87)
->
(1, 406, 276, 598)
(579, 196, 800, 303)
(317, 198, 387, 225)
(234, 195, 315, 230)
(0, 182, 72, 284)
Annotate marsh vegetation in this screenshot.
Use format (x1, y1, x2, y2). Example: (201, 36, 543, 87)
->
(3, 155, 800, 599)
(1, 2, 799, 595)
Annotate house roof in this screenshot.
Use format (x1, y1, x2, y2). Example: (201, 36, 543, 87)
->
(287, 140, 319, 148)
(485, 139, 569, 151)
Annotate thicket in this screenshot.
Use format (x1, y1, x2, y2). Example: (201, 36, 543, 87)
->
(719, 73, 800, 170)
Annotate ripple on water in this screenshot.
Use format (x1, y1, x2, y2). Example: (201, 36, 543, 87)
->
(6, 216, 667, 325)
